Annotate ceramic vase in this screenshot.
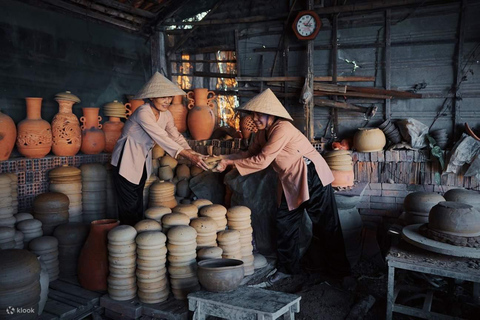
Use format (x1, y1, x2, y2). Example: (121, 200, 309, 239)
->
(187, 89, 216, 141)
(80, 108, 105, 155)
(169, 95, 188, 133)
(0, 110, 16, 161)
(16, 98, 52, 158)
(51, 98, 82, 156)
(125, 96, 144, 118)
(103, 116, 124, 153)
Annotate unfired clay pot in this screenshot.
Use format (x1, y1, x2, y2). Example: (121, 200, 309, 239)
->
(429, 201, 480, 236)
(0, 110, 17, 160)
(169, 95, 188, 133)
(197, 258, 244, 292)
(80, 108, 105, 154)
(102, 116, 124, 153)
(51, 92, 82, 156)
(443, 189, 480, 207)
(404, 192, 445, 214)
(187, 89, 215, 140)
(353, 127, 386, 152)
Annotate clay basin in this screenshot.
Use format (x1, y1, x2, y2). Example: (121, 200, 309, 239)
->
(197, 258, 244, 292)
(428, 201, 480, 236)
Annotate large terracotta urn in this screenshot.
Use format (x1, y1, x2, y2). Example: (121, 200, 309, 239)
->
(353, 127, 386, 152)
(16, 98, 52, 158)
(125, 96, 145, 118)
(51, 91, 82, 156)
(0, 110, 16, 161)
(78, 219, 119, 291)
(80, 108, 105, 155)
(103, 116, 124, 153)
(169, 95, 188, 133)
(187, 89, 216, 141)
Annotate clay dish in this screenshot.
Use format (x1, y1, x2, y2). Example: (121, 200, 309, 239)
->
(136, 231, 167, 247)
(226, 206, 251, 219)
(0, 249, 41, 289)
(217, 230, 241, 242)
(144, 207, 172, 221)
(108, 225, 137, 244)
(167, 242, 197, 254)
(192, 199, 213, 209)
(17, 219, 43, 231)
(173, 204, 198, 219)
(49, 166, 81, 179)
(0, 226, 15, 241)
(429, 201, 480, 236)
(80, 163, 107, 180)
(197, 246, 223, 260)
(33, 192, 70, 212)
(162, 213, 190, 227)
(134, 219, 162, 233)
(167, 226, 197, 242)
(189, 217, 218, 233)
(323, 150, 352, 158)
(200, 204, 227, 218)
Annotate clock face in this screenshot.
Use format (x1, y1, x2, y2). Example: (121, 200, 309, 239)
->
(296, 14, 317, 37)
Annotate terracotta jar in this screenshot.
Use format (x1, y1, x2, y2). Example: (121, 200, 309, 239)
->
(103, 116, 124, 153)
(187, 89, 216, 140)
(0, 110, 17, 161)
(51, 91, 82, 156)
(353, 127, 386, 152)
(169, 95, 188, 133)
(80, 108, 105, 155)
(125, 96, 145, 118)
(78, 219, 120, 291)
(240, 115, 257, 140)
(16, 98, 52, 158)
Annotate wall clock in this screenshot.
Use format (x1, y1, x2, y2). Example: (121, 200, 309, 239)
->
(292, 10, 322, 41)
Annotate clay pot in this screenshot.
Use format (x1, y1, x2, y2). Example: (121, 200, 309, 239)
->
(429, 201, 480, 236)
(0, 110, 17, 160)
(187, 89, 216, 140)
(443, 189, 480, 207)
(78, 219, 120, 291)
(158, 165, 174, 181)
(103, 116, 124, 153)
(125, 96, 144, 118)
(51, 92, 82, 156)
(16, 98, 52, 158)
(169, 95, 188, 133)
(197, 258, 244, 292)
(331, 170, 355, 188)
(80, 108, 105, 155)
(152, 144, 165, 158)
(404, 192, 445, 214)
(353, 127, 386, 152)
(160, 154, 178, 169)
(240, 115, 258, 140)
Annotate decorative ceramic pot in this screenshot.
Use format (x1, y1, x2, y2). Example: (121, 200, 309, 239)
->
(240, 115, 257, 140)
(125, 96, 144, 118)
(169, 95, 188, 133)
(353, 127, 386, 152)
(80, 108, 105, 154)
(16, 98, 52, 158)
(197, 258, 244, 292)
(429, 201, 480, 236)
(187, 89, 215, 140)
(0, 110, 17, 160)
(102, 116, 124, 153)
(51, 91, 82, 156)
(78, 219, 119, 291)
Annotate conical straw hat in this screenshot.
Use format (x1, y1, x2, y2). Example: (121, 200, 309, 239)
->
(134, 72, 186, 99)
(237, 88, 293, 121)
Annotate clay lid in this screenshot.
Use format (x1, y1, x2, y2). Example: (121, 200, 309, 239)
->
(197, 246, 223, 258)
(226, 206, 251, 219)
(104, 100, 125, 109)
(145, 207, 172, 220)
(150, 181, 175, 193)
(33, 192, 70, 211)
(199, 204, 227, 218)
(108, 225, 137, 242)
(136, 231, 167, 246)
(49, 165, 81, 178)
(428, 201, 480, 236)
(55, 91, 81, 103)
(167, 225, 197, 241)
(404, 192, 445, 213)
(0, 216, 16, 227)
(0, 227, 15, 241)
(192, 199, 213, 209)
(17, 219, 42, 231)
(162, 213, 190, 226)
(189, 217, 218, 233)
(29, 236, 58, 251)
(217, 230, 240, 242)
(323, 150, 352, 158)
(172, 204, 198, 219)
(134, 219, 162, 233)
(14, 213, 34, 224)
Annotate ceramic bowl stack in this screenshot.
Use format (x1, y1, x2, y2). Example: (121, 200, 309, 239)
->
(192, 199, 213, 209)
(48, 165, 82, 223)
(167, 226, 200, 300)
(14, 230, 24, 249)
(227, 206, 254, 276)
(104, 100, 127, 118)
(161, 213, 190, 235)
(403, 192, 446, 225)
(33, 193, 69, 236)
(105, 164, 117, 219)
(14, 212, 34, 224)
(323, 150, 354, 188)
(443, 189, 480, 207)
(6, 173, 18, 215)
(134, 219, 162, 233)
(0, 250, 41, 319)
(378, 119, 402, 144)
(430, 129, 448, 149)
(190, 217, 218, 249)
(53, 223, 89, 277)
(107, 225, 137, 301)
(0, 226, 15, 249)
(17, 219, 43, 246)
(158, 165, 174, 181)
(199, 204, 227, 232)
(136, 231, 169, 303)
(0, 174, 15, 228)
(81, 163, 107, 224)
(149, 180, 177, 209)
(29, 236, 59, 282)
(197, 246, 223, 260)
(173, 204, 198, 220)
(217, 230, 243, 262)
(143, 175, 159, 209)
(145, 206, 172, 223)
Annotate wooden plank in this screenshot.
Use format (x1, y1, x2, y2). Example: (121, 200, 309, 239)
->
(94, 0, 155, 18)
(314, 83, 347, 93)
(142, 299, 189, 320)
(315, 91, 393, 99)
(452, 0, 467, 141)
(316, 76, 375, 82)
(44, 300, 78, 318)
(347, 86, 422, 99)
(193, 72, 237, 78)
(235, 29, 241, 78)
(307, 0, 315, 141)
(331, 13, 339, 140)
(100, 295, 143, 319)
(385, 9, 392, 120)
(48, 288, 92, 306)
(314, 99, 371, 113)
(48, 291, 85, 309)
(237, 76, 303, 82)
(313, 0, 457, 14)
(69, 0, 145, 24)
(49, 280, 101, 303)
(38, 311, 58, 320)
(162, 13, 287, 26)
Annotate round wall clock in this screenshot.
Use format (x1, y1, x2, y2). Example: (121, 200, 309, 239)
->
(292, 10, 322, 41)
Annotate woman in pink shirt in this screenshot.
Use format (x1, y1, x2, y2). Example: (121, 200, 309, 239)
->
(215, 89, 351, 282)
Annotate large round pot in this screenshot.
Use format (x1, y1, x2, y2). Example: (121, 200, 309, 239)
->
(0, 110, 17, 160)
(353, 127, 386, 152)
(443, 189, 480, 207)
(197, 258, 244, 292)
(169, 95, 188, 133)
(331, 170, 354, 188)
(404, 192, 445, 214)
(102, 116, 124, 153)
(80, 108, 105, 155)
(429, 201, 480, 236)
(186, 89, 216, 141)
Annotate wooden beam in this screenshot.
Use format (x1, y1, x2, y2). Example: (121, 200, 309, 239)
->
(314, 99, 372, 113)
(170, 59, 237, 63)
(385, 9, 392, 120)
(331, 13, 339, 139)
(161, 13, 287, 26)
(453, 0, 467, 140)
(171, 72, 237, 78)
(315, 76, 376, 82)
(347, 86, 422, 99)
(69, 0, 145, 24)
(235, 29, 242, 78)
(315, 91, 393, 100)
(307, 0, 315, 141)
(314, 83, 347, 94)
(93, 0, 155, 18)
(237, 76, 303, 82)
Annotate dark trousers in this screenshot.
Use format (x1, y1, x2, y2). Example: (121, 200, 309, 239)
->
(276, 162, 351, 277)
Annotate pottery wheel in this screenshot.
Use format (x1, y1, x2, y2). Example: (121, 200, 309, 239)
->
(402, 224, 480, 258)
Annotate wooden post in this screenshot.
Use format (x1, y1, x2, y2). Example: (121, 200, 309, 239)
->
(151, 31, 167, 76)
(306, 0, 315, 140)
(331, 13, 339, 140)
(385, 9, 391, 120)
(453, 0, 466, 140)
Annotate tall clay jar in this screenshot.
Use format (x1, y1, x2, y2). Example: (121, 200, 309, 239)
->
(16, 97, 52, 158)
(169, 95, 188, 133)
(51, 91, 82, 156)
(80, 108, 105, 155)
(78, 219, 119, 291)
(125, 95, 145, 118)
(103, 116, 124, 153)
(187, 89, 216, 140)
(0, 110, 17, 161)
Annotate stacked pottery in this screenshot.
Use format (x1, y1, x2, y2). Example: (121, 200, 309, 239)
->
(105, 164, 117, 219)
(226, 206, 254, 276)
(0, 110, 16, 160)
(32, 193, 69, 236)
(192, 199, 213, 209)
(145, 206, 172, 223)
(167, 226, 200, 300)
(160, 154, 178, 170)
(149, 180, 177, 209)
(0, 174, 15, 228)
(143, 175, 159, 210)
(444, 189, 480, 207)
(48, 165, 83, 223)
(158, 165, 174, 181)
(16, 97, 52, 158)
(53, 223, 89, 277)
(199, 204, 228, 232)
(190, 217, 218, 249)
(176, 179, 191, 199)
(0, 227, 15, 249)
(323, 150, 354, 188)
(136, 231, 169, 303)
(17, 219, 43, 247)
(14, 212, 34, 224)
(103, 100, 126, 153)
(173, 204, 198, 220)
(153, 144, 165, 159)
(169, 95, 188, 133)
(197, 246, 223, 261)
(80, 107, 105, 154)
(134, 219, 162, 233)
(403, 192, 446, 225)
(29, 236, 59, 282)
(81, 163, 107, 223)
(217, 230, 243, 261)
(6, 173, 18, 215)
(428, 202, 480, 236)
(125, 96, 144, 118)
(353, 128, 386, 152)
(176, 164, 190, 180)
(430, 129, 448, 149)
(0, 250, 41, 319)
(378, 119, 402, 144)
(186, 88, 216, 140)
(51, 91, 82, 156)
(161, 213, 190, 235)
(14, 230, 24, 249)
(37, 256, 49, 315)
(107, 225, 137, 301)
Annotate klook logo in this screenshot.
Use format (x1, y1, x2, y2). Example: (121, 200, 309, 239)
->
(6, 306, 15, 315)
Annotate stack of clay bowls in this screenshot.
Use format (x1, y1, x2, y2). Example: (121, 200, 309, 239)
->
(378, 119, 402, 144)
(190, 217, 218, 249)
(107, 225, 137, 301)
(217, 230, 243, 261)
(136, 231, 169, 303)
(53, 223, 89, 277)
(403, 192, 445, 225)
(103, 100, 127, 118)
(49, 165, 82, 223)
(199, 204, 227, 232)
(14, 230, 24, 249)
(428, 202, 480, 236)
(29, 236, 59, 282)
(149, 180, 177, 209)
(167, 226, 200, 300)
(15, 212, 34, 224)
(33, 193, 69, 235)
(161, 213, 190, 235)
(430, 129, 448, 149)
(158, 165, 174, 181)
(192, 199, 213, 209)
(6, 173, 18, 215)
(227, 206, 254, 276)
(105, 164, 117, 219)
(81, 163, 107, 224)
(0, 226, 15, 249)
(145, 206, 172, 223)
(443, 189, 480, 207)
(353, 127, 386, 152)
(0, 250, 41, 319)
(197, 246, 223, 260)
(134, 219, 162, 234)
(0, 174, 15, 228)
(323, 150, 354, 188)
(173, 204, 198, 220)
(17, 219, 43, 246)
(143, 175, 159, 209)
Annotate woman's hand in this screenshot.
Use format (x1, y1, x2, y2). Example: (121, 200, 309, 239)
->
(180, 149, 209, 171)
(212, 159, 230, 173)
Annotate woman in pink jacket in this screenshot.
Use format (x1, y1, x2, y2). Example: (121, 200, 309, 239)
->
(215, 89, 351, 282)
